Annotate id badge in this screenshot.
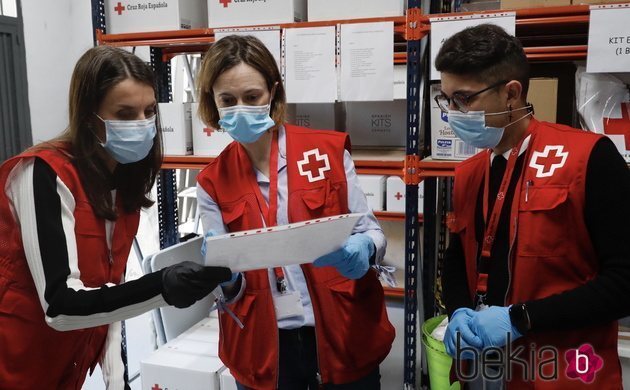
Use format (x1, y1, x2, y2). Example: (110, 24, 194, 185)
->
(274, 291, 304, 320)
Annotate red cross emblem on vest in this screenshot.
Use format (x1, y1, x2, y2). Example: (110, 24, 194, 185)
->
(114, 2, 125, 15)
(529, 145, 569, 178)
(220, 0, 232, 7)
(297, 148, 330, 183)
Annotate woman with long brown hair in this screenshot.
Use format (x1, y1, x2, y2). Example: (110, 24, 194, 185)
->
(0, 46, 231, 389)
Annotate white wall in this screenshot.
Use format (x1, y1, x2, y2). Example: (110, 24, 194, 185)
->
(21, 0, 92, 144)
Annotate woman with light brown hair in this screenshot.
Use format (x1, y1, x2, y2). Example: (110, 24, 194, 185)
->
(196, 35, 395, 390)
(0, 45, 231, 389)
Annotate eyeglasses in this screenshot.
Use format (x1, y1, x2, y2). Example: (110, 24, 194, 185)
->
(434, 80, 508, 114)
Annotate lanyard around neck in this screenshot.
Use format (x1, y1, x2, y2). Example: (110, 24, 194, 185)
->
(476, 136, 528, 298)
(248, 130, 286, 292)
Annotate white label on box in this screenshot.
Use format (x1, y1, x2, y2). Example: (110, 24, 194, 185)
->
(160, 102, 193, 155)
(285, 26, 337, 103)
(208, 0, 306, 28)
(586, 5, 630, 73)
(430, 13, 516, 80)
(106, 0, 207, 34)
(340, 22, 394, 102)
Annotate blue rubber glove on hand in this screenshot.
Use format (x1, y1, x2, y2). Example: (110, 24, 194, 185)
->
(313, 233, 374, 279)
(201, 230, 239, 287)
(444, 308, 483, 360)
(470, 306, 522, 348)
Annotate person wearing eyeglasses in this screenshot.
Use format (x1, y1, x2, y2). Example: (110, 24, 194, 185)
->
(437, 24, 630, 389)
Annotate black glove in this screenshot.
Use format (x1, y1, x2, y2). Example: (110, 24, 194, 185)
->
(161, 261, 232, 309)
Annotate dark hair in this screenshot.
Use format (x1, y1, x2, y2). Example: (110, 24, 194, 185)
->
(50, 46, 162, 220)
(435, 24, 530, 98)
(197, 35, 286, 129)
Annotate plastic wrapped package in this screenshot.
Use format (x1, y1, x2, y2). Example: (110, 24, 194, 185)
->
(575, 65, 630, 161)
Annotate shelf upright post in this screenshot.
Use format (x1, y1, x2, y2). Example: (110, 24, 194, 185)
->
(91, 0, 106, 46)
(151, 47, 180, 250)
(404, 2, 424, 389)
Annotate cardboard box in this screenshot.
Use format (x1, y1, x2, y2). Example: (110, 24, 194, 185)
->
(141, 317, 223, 390)
(191, 103, 233, 157)
(357, 175, 386, 212)
(528, 78, 558, 123)
(345, 100, 407, 147)
(287, 103, 338, 130)
(572, 0, 624, 4)
(219, 367, 238, 390)
(394, 65, 407, 100)
(430, 84, 480, 160)
(159, 102, 192, 156)
(105, 0, 207, 34)
(460, 0, 501, 11)
(386, 176, 424, 213)
(208, 0, 306, 28)
(501, 0, 570, 9)
(308, 0, 405, 22)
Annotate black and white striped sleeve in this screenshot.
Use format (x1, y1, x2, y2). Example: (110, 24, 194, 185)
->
(5, 157, 168, 331)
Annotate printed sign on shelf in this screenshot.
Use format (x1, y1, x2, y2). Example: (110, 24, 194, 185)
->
(586, 4, 630, 73)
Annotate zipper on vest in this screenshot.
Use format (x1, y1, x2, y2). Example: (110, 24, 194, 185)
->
(301, 269, 324, 387)
(108, 249, 113, 264)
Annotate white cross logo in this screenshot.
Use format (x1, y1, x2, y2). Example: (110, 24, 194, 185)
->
(529, 145, 569, 178)
(297, 148, 330, 183)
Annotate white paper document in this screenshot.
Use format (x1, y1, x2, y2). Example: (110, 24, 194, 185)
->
(430, 13, 516, 80)
(587, 5, 630, 73)
(203, 213, 364, 272)
(285, 26, 337, 103)
(340, 22, 394, 101)
(215, 29, 282, 68)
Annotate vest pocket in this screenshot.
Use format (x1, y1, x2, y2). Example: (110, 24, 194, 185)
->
(517, 185, 569, 257)
(289, 180, 343, 222)
(221, 194, 260, 232)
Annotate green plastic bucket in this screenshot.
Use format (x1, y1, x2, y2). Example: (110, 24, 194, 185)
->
(422, 315, 460, 390)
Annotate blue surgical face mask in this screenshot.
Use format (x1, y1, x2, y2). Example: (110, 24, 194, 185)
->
(447, 107, 532, 149)
(217, 103, 275, 144)
(95, 114, 157, 164)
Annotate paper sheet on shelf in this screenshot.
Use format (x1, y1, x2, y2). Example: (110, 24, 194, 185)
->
(340, 22, 394, 101)
(285, 26, 337, 103)
(203, 213, 363, 272)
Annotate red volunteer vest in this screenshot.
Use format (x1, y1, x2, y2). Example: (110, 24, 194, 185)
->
(450, 118, 622, 389)
(197, 125, 395, 389)
(0, 145, 140, 389)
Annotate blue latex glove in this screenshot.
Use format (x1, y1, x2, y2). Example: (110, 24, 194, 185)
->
(313, 233, 374, 279)
(201, 230, 239, 286)
(470, 306, 522, 348)
(444, 308, 483, 360)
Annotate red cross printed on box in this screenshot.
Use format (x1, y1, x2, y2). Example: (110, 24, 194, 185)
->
(114, 2, 125, 15)
(203, 127, 214, 137)
(297, 148, 330, 183)
(151, 385, 162, 390)
(395, 192, 403, 200)
(529, 145, 568, 178)
(603, 102, 630, 150)
(220, 0, 232, 8)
